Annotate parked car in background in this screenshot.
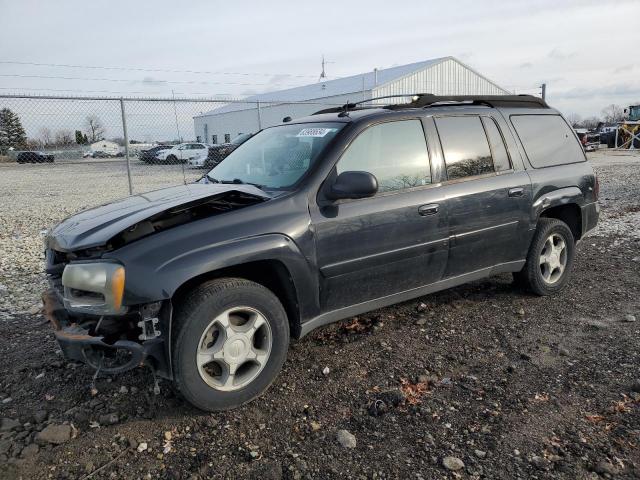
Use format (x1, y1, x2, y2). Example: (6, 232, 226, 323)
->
(203, 133, 253, 169)
(16, 151, 54, 163)
(574, 128, 600, 152)
(41, 94, 599, 412)
(154, 142, 209, 166)
(139, 145, 173, 164)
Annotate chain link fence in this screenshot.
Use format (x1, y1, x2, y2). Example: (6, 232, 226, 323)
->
(0, 94, 343, 206)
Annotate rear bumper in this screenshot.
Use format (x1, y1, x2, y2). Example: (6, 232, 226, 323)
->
(42, 289, 169, 376)
(581, 201, 599, 237)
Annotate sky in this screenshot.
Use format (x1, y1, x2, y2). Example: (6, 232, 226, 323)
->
(1, 0, 639, 139)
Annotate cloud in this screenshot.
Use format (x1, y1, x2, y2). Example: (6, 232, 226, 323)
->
(519, 62, 533, 69)
(553, 83, 640, 100)
(548, 48, 577, 60)
(614, 64, 636, 74)
(267, 74, 290, 86)
(141, 76, 167, 85)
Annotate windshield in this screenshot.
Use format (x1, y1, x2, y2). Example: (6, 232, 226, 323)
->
(207, 122, 343, 189)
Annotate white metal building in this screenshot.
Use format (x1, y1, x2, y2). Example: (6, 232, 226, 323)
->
(194, 56, 509, 144)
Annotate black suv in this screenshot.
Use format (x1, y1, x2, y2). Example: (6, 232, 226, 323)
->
(17, 151, 55, 163)
(42, 94, 599, 411)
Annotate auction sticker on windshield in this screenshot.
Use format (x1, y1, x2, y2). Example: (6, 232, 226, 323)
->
(296, 127, 337, 137)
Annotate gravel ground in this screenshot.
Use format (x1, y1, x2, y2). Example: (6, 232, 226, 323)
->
(0, 159, 202, 315)
(0, 150, 638, 479)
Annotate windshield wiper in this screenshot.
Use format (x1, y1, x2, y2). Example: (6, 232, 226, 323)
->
(219, 178, 265, 189)
(205, 174, 220, 183)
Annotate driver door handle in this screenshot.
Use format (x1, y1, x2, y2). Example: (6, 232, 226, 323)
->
(418, 204, 439, 216)
(508, 187, 524, 197)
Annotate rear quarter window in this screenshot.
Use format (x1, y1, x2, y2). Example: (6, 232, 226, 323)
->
(511, 114, 585, 168)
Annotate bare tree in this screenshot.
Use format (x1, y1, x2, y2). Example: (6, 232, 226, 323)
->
(565, 113, 582, 128)
(54, 129, 74, 146)
(601, 104, 624, 123)
(84, 114, 105, 142)
(582, 117, 601, 130)
(38, 127, 53, 147)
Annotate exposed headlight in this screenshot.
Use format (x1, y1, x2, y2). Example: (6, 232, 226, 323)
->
(61, 262, 126, 315)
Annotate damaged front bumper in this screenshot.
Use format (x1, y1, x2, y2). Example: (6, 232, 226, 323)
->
(42, 289, 172, 378)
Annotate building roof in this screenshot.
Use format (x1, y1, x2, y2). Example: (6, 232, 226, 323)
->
(196, 56, 482, 118)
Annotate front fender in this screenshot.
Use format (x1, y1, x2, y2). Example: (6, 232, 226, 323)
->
(116, 234, 317, 316)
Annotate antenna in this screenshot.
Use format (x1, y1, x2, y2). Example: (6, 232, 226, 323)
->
(318, 55, 335, 82)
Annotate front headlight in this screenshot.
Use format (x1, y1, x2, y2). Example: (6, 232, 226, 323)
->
(61, 262, 126, 315)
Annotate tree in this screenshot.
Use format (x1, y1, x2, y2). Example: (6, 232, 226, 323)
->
(581, 117, 601, 130)
(565, 113, 582, 128)
(26, 139, 41, 150)
(54, 129, 74, 146)
(0, 108, 27, 152)
(75, 130, 85, 145)
(84, 114, 105, 142)
(39, 127, 53, 147)
(601, 104, 624, 123)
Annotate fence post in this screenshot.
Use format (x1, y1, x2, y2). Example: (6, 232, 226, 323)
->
(119, 98, 134, 195)
(257, 101, 262, 130)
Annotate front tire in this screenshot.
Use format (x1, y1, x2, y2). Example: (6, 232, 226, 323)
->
(514, 218, 575, 296)
(166, 155, 177, 164)
(173, 278, 289, 411)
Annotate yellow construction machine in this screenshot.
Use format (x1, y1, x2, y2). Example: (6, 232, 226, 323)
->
(615, 104, 640, 149)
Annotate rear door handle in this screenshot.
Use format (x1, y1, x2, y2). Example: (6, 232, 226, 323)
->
(508, 187, 524, 198)
(418, 203, 439, 216)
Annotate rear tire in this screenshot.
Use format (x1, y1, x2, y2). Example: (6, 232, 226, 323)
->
(173, 278, 289, 411)
(167, 155, 177, 164)
(514, 218, 575, 296)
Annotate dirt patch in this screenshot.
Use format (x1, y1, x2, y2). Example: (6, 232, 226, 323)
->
(0, 234, 638, 479)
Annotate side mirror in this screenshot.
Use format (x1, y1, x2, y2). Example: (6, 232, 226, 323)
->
(328, 171, 378, 200)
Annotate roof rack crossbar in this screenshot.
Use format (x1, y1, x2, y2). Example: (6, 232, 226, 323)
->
(311, 93, 548, 115)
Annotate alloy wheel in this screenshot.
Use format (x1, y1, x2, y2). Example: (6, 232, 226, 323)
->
(196, 307, 272, 391)
(539, 233, 567, 284)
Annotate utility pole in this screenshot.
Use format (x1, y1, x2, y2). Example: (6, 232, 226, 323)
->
(541, 83, 547, 100)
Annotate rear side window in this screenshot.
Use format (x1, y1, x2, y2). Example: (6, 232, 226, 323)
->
(511, 115, 585, 168)
(337, 119, 431, 193)
(435, 116, 493, 180)
(481, 118, 511, 172)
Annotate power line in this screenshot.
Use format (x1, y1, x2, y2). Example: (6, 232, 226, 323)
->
(0, 86, 237, 96)
(0, 60, 320, 79)
(0, 73, 307, 87)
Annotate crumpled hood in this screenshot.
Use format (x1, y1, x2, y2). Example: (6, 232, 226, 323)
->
(46, 183, 270, 252)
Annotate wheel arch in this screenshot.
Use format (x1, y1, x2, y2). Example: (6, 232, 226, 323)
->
(171, 258, 303, 339)
(533, 187, 584, 240)
(539, 203, 582, 240)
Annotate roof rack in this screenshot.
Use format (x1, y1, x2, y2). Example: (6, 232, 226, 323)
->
(312, 94, 421, 115)
(385, 93, 549, 110)
(312, 93, 548, 115)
